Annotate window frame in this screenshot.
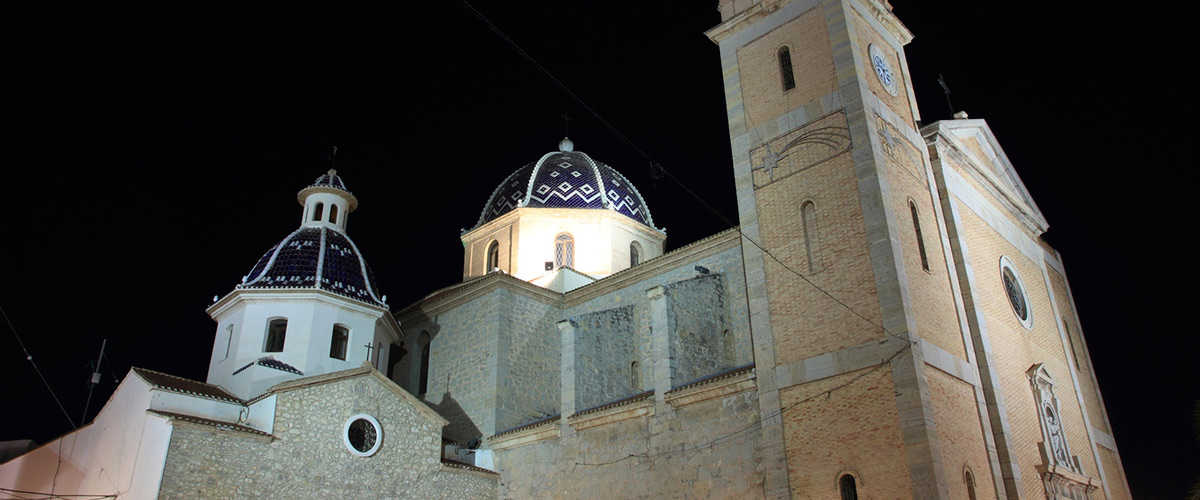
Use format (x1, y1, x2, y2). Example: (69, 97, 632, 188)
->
(264, 317, 288, 353)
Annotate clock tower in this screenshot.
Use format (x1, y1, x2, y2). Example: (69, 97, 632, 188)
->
(708, 1, 996, 498)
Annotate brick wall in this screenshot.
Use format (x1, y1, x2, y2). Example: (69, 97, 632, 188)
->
(953, 199, 1103, 498)
(925, 367, 999, 499)
(779, 367, 913, 498)
(754, 114, 883, 365)
(736, 6, 837, 132)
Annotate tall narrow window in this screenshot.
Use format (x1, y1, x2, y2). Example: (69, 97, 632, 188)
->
(223, 324, 234, 360)
(330, 325, 349, 360)
(1064, 322, 1081, 372)
(265, 318, 287, 352)
(778, 47, 796, 91)
(419, 332, 431, 396)
(630, 241, 641, 267)
(965, 469, 977, 500)
(554, 233, 574, 268)
(839, 474, 858, 500)
(909, 200, 930, 272)
(329, 204, 339, 224)
(313, 202, 324, 222)
(487, 240, 500, 271)
(630, 361, 640, 390)
(801, 201, 818, 273)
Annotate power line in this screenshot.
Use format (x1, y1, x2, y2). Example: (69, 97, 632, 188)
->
(461, 1, 910, 345)
(0, 303, 78, 429)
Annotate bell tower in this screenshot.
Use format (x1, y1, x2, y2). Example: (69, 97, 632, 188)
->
(708, 1, 980, 498)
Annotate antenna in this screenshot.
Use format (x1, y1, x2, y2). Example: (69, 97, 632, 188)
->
(936, 74, 956, 117)
(79, 338, 107, 424)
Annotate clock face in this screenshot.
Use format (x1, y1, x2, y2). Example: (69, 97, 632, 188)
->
(868, 44, 899, 96)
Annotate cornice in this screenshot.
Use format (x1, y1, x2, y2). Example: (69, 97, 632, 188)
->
(207, 287, 390, 319)
(397, 272, 564, 321)
(564, 228, 740, 306)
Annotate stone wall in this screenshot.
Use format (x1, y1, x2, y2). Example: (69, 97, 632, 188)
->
(424, 288, 504, 437)
(495, 382, 763, 499)
(157, 373, 496, 499)
(497, 290, 560, 432)
(667, 274, 733, 385)
(572, 305, 636, 411)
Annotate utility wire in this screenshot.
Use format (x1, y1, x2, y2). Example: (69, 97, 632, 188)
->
(0, 304, 78, 429)
(461, 1, 910, 345)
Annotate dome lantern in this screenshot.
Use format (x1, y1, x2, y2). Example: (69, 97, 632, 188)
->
(297, 169, 358, 232)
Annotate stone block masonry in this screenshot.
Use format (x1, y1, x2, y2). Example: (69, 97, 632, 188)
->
(572, 305, 636, 411)
(667, 273, 734, 386)
(157, 372, 495, 499)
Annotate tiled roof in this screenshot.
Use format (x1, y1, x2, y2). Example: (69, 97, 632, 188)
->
(238, 226, 386, 307)
(441, 458, 499, 476)
(310, 169, 349, 192)
(473, 148, 658, 231)
(148, 410, 271, 437)
(231, 357, 304, 377)
(133, 367, 242, 403)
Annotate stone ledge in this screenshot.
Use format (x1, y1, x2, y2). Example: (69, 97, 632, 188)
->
(568, 392, 655, 431)
(487, 415, 561, 450)
(666, 365, 756, 408)
(441, 458, 499, 478)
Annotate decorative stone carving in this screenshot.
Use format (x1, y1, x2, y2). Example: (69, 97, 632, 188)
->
(1027, 363, 1098, 499)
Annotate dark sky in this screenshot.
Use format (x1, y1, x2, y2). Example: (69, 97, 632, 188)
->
(5, 1, 1194, 497)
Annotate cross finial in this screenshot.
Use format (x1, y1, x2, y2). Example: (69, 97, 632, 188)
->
(561, 113, 571, 137)
(363, 343, 375, 359)
(937, 73, 957, 117)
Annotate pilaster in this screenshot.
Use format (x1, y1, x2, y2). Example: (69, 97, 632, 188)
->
(557, 319, 578, 438)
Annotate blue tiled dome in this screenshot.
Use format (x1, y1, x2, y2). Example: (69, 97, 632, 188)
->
(239, 227, 385, 307)
(473, 142, 660, 231)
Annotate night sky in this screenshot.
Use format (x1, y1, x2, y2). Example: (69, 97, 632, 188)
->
(5, 1, 1195, 497)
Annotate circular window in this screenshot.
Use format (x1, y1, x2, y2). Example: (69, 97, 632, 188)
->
(343, 414, 382, 457)
(999, 256, 1033, 329)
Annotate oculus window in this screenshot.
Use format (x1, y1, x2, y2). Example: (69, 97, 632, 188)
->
(1000, 256, 1032, 329)
(343, 414, 382, 457)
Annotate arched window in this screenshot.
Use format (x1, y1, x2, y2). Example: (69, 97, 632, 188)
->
(329, 203, 339, 224)
(839, 474, 858, 500)
(801, 201, 818, 273)
(630, 361, 640, 389)
(630, 241, 641, 267)
(264, 318, 287, 352)
(419, 332, 432, 396)
(722, 329, 734, 363)
(487, 240, 500, 271)
(313, 202, 324, 222)
(554, 233, 574, 268)
(964, 468, 977, 500)
(329, 325, 349, 360)
(778, 46, 796, 91)
(909, 200, 930, 272)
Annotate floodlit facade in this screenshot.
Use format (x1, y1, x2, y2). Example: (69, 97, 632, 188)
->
(1, 1, 1131, 499)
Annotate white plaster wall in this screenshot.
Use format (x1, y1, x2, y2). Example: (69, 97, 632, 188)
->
(0, 374, 172, 499)
(515, 209, 611, 280)
(244, 394, 277, 434)
(509, 209, 666, 282)
(300, 192, 351, 232)
(208, 293, 387, 399)
(149, 391, 243, 423)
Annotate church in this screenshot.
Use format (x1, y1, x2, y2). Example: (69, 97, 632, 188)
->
(1, 0, 1132, 498)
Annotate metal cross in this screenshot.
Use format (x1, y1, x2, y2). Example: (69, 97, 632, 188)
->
(363, 343, 375, 360)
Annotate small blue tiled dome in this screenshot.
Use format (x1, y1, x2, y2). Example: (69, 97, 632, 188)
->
(473, 139, 660, 231)
(239, 226, 385, 307)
